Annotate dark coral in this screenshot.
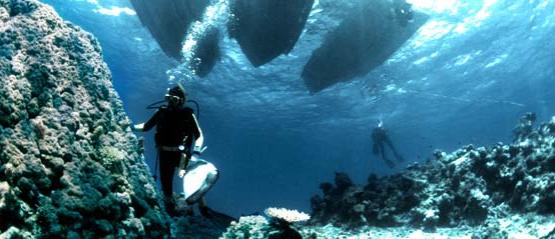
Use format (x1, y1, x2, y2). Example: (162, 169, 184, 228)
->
(267, 218, 302, 239)
(0, 0, 169, 237)
(311, 114, 555, 229)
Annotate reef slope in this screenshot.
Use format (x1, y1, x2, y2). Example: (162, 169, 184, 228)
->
(308, 115, 555, 237)
(218, 115, 555, 238)
(0, 0, 168, 237)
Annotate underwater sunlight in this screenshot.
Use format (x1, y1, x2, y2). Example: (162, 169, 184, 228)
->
(1, 0, 555, 238)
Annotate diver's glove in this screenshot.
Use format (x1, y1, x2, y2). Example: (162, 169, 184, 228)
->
(189, 146, 207, 164)
(190, 149, 201, 163)
(192, 145, 205, 156)
(131, 123, 144, 132)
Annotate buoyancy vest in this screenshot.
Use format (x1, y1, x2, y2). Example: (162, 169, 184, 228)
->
(154, 106, 200, 149)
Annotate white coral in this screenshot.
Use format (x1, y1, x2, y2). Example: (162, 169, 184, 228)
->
(264, 207, 310, 222)
(0, 181, 10, 208)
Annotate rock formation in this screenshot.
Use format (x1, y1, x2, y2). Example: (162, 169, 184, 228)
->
(220, 216, 303, 239)
(219, 207, 310, 239)
(310, 114, 555, 230)
(0, 0, 168, 237)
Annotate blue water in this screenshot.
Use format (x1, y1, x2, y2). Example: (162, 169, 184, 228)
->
(40, 0, 555, 217)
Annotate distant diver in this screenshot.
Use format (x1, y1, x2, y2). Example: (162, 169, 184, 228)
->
(132, 86, 210, 216)
(371, 120, 404, 168)
(392, 0, 414, 27)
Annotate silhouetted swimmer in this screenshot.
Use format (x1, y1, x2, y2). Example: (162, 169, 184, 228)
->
(371, 120, 405, 168)
(392, 0, 414, 27)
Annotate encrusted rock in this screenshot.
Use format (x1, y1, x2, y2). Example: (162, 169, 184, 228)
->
(311, 114, 555, 229)
(220, 215, 304, 239)
(220, 216, 271, 239)
(0, 0, 168, 237)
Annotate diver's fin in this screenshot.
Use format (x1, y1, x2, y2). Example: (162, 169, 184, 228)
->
(201, 207, 236, 228)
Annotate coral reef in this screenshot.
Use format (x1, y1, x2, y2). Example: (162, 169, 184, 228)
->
(0, 0, 168, 237)
(220, 216, 271, 239)
(221, 208, 309, 239)
(310, 114, 555, 230)
(220, 216, 304, 239)
(172, 215, 231, 239)
(298, 213, 555, 239)
(264, 207, 310, 223)
(215, 114, 555, 238)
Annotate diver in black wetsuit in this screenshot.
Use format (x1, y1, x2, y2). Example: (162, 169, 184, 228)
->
(132, 86, 206, 215)
(392, 0, 414, 27)
(371, 120, 404, 168)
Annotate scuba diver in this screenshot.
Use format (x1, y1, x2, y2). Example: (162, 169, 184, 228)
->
(371, 120, 404, 168)
(392, 0, 414, 27)
(132, 85, 210, 216)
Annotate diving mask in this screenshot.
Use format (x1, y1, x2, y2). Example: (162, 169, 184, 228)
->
(165, 94, 183, 105)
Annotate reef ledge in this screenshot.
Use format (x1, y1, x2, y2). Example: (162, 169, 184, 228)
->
(0, 0, 169, 237)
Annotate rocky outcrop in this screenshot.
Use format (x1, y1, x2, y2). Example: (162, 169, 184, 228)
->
(310, 114, 555, 229)
(220, 216, 272, 239)
(0, 0, 168, 237)
(173, 215, 231, 239)
(220, 216, 303, 239)
(219, 208, 309, 239)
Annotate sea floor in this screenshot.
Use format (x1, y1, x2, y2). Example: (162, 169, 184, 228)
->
(299, 214, 555, 239)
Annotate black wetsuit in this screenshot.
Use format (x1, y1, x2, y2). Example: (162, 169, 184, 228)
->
(392, 0, 413, 27)
(142, 106, 200, 199)
(371, 126, 403, 168)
